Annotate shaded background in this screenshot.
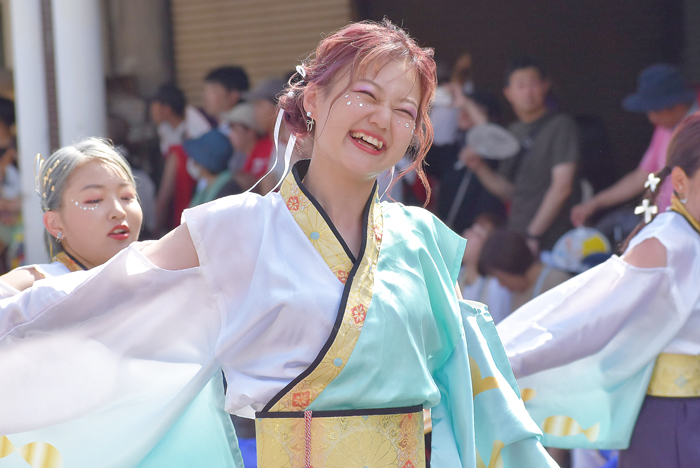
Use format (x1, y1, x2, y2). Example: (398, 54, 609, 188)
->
(2, 0, 698, 262)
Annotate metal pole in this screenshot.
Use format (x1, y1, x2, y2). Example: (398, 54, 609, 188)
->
(9, 0, 51, 264)
(446, 170, 474, 229)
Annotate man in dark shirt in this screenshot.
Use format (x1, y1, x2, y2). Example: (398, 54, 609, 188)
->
(461, 58, 580, 251)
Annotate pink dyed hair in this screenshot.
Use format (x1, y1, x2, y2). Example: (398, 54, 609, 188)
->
(278, 19, 437, 202)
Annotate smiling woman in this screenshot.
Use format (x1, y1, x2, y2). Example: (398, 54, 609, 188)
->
(0, 22, 555, 468)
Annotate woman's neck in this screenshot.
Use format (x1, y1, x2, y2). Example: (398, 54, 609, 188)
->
(303, 158, 375, 258)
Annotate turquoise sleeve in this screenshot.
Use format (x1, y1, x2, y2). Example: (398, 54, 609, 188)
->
(431, 300, 558, 467)
(429, 213, 467, 285)
(431, 336, 477, 467)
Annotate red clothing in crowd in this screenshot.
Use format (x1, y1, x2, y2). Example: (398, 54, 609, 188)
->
(242, 137, 274, 180)
(165, 145, 196, 230)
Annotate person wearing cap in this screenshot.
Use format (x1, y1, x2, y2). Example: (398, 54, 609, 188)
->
(184, 130, 238, 208)
(220, 102, 271, 192)
(571, 64, 698, 227)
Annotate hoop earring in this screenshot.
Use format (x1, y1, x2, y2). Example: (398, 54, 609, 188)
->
(56, 231, 63, 243)
(306, 111, 314, 133)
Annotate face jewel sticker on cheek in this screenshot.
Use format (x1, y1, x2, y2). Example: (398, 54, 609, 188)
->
(398, 119, 414, 131)
(71, 199, 98, 211)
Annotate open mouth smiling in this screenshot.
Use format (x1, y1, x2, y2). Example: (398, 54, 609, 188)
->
(350, 131, 385, 151)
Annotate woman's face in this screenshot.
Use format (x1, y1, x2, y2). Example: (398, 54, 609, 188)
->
(305, 59, 421, 182)
(45, 160, 142, 269)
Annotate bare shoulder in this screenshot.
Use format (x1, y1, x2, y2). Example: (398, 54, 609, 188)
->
(622, 237, 667, 269)
(141, 223, 200, 270)
(0, 267, 45, 291)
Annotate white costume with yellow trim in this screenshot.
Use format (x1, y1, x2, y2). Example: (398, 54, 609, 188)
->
(499, 209, 700, 449)
(0, 161, 556, 467)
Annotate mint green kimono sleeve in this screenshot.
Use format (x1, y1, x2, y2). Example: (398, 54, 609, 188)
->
(428, 215, 557, 467)
(424, 214, 476, 466)
(459, 300, 558, 467)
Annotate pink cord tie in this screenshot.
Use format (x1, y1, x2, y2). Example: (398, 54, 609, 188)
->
(304, 410, 313, 468)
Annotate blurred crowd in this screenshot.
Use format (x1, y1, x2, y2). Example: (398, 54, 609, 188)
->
(418, 56, 697, 334)
(0, 55, 695, 343)
(0, 40, 690, 468)
(421, 56, 696, 468)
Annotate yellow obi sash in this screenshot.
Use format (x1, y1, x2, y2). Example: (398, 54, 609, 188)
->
(647, 353, 700, 397)
(256, 405, 425, 468)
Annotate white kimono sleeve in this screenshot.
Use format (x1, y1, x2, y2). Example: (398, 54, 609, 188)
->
(497, 252, 697, 448)
(0, 245, 223, 467)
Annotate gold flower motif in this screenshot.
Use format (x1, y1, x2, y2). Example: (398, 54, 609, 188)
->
(326, 431, 398, 468)
(313, 345, 350, 383)
(258, 436, 292, 468)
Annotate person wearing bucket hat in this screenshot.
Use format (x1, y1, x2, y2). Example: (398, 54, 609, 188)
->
(622, 64, 696, 113)
(220, 102, 272, 192)
(572, 64, 698, 227)
(184, 130, 236, 207)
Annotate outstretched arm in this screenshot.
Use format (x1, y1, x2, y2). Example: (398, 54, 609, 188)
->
(499, 238, 670, 379)
(571, 167, 647, 227)
(0, 267, 44, 293)
(141, 222, 200, 270)
(460, 147, 515, 202)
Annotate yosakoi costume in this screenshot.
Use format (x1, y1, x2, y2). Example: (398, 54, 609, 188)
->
(0, 161, 555, 467)
(0, 253, 242, 468)
(498, 196, 700, 465)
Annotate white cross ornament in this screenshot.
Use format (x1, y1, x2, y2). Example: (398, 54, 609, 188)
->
(644, 173, 661, 192)
(635, 199, 658, 224)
